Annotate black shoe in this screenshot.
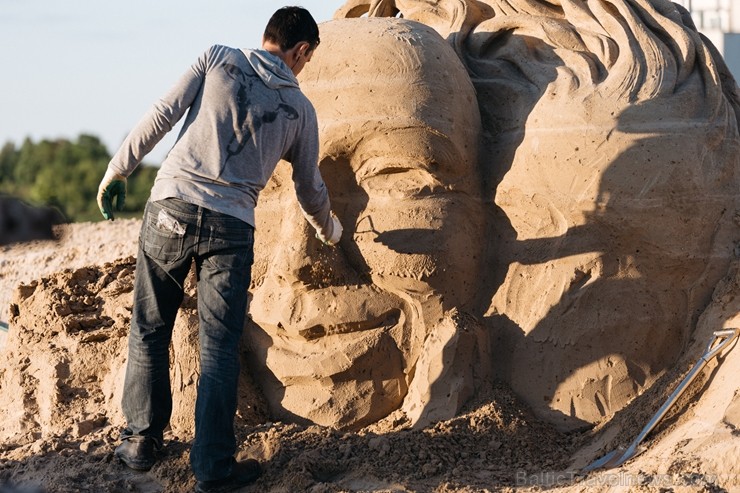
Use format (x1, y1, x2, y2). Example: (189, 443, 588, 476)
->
(195, 459, 262, 493)
(114, 436, 159, 471)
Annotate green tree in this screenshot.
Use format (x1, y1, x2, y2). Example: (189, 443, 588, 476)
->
(14, 137, 49, 191)
(0, 141, 18, 191)
(4, 134, 157, 222)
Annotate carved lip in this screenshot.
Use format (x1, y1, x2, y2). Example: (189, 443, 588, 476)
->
(250, 281, 409, 343)
(298, 308, 402, 340)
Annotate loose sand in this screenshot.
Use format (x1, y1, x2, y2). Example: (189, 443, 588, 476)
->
(0, 221, 739, 492)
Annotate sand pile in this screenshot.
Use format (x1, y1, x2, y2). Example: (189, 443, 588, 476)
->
(0, 226, 571, 492)
(1, 224, 739, 491)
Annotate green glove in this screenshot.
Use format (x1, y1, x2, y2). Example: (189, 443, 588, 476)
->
(97, 168, 127, 221)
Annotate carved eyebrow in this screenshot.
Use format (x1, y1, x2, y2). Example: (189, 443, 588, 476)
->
(353, 154, 436, 184)
(352, 124, 427, 155)
(351, 128, 465, 183)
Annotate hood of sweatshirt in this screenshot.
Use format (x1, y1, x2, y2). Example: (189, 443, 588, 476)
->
(242, 49, 299, 89)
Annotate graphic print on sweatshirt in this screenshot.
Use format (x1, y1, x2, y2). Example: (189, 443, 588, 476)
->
(222, 63, 299, 161)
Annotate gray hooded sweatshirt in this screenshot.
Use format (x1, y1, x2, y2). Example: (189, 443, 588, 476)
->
(108, 44, 334, 236)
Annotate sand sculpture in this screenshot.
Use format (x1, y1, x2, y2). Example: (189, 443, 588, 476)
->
(2, 0, 740, 447)
(248, 18, 487, 430)
(246, 0, 740, 433)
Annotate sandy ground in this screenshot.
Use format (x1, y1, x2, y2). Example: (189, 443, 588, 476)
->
(1, 221, 739, 493)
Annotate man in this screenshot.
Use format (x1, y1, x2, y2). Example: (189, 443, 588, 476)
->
(96, 7, 341, 492)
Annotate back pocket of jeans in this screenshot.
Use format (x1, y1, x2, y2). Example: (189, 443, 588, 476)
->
(142, 208, 186, 263)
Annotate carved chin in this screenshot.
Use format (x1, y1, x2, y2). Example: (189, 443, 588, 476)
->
(246, 305, 410, 429)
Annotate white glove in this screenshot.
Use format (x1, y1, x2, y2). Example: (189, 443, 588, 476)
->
(317, 211, 343, 246)
(97, 167, 127, 221)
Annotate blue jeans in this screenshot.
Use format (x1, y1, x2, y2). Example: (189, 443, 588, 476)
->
(122, 198, 254, 481)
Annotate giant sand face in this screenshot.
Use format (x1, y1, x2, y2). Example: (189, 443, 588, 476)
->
(248, 0, 740, 432)
(248, 19, 486, 430)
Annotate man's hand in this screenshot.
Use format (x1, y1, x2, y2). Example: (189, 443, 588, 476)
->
(316, 211, 343, 246)
(97, 168, 127, 221)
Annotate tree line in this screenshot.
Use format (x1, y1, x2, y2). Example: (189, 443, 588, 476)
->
(0, 134, 157, 223)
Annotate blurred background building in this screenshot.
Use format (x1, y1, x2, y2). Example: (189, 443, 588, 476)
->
(674, 0, 740, 78)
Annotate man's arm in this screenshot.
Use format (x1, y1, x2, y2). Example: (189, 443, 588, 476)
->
(108, 47, 213, 176)
(287, 107, 342, 244)
(97, 46, 214, 220)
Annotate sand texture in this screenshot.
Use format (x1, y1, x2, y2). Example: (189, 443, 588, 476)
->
(2, 0, 740, 491)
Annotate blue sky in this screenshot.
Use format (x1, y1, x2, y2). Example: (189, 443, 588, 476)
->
(0, 1, 339, 164)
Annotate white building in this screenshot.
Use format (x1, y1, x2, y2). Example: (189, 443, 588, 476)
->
(674, 0, 740, 79)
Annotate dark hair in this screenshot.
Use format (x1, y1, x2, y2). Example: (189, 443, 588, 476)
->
(263, 6, 320, 52)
